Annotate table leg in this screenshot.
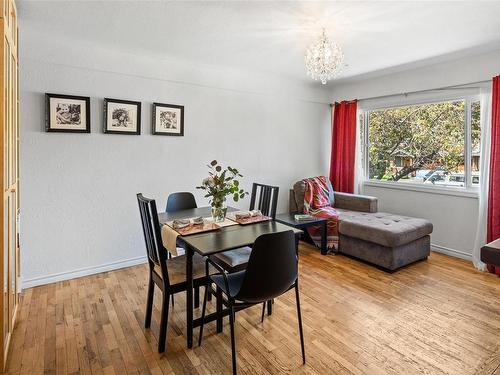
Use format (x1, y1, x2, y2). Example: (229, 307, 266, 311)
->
(186, 245, 194, 348)
(321, 221, 327, 255)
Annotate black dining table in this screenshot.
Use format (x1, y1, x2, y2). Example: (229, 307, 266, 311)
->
(158, 206, 303, 348)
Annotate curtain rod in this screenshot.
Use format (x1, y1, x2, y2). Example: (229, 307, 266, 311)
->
(329, 79, 491, 106)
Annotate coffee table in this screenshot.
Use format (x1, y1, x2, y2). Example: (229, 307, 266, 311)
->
(275, 212, 328, 255)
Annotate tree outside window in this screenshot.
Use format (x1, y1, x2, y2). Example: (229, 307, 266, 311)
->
(364, 99, 480, 189)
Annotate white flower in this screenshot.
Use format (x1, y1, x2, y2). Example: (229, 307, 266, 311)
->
(202, 177, 215, 187)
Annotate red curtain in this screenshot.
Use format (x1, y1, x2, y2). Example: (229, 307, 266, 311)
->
(488, 76, 500, 243)
(329, 100, 358, 193)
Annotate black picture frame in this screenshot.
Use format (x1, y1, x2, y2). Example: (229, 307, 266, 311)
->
(45, 93, 91, 133)
(103, 98, 141, 135)
(152, 103, 184, 136)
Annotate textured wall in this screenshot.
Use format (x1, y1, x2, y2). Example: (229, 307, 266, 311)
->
(20, 32, 331, 287)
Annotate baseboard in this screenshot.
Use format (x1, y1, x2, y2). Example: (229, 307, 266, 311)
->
(21, 255, 148, 289)
(20, 244, 471, 289)
(431, 243, 472, 261)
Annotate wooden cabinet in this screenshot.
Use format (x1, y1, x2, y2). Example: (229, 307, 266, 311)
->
(0, 0, 19, 370)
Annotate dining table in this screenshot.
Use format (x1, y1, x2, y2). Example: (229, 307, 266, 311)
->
(158, 206, 303, 348)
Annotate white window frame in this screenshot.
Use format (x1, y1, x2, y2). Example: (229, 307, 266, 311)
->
(360, 92, 480, 198)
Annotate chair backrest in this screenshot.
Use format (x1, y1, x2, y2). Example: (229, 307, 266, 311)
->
(249, 183, 279, 219)
(166, 192, 197, 213)
(137, 193, 170, 284)
(235, 230, 297, 303)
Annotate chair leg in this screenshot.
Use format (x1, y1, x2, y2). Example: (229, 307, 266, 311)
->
(229, 305, 237, 375)
(194, 286, 200, 308)
(198, 284, 209, 346)
(267, 299, 273, 316)
(261, 302, 266, 323)
(216, 286, 223, 333)
(171, 294, 175, 307)
(295, 282, 306, 364)
(207, 283, 213, 301)
(145, 277, 154, 328)
(158, 292, 170, 353)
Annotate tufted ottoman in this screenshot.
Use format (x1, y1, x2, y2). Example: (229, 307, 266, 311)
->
(338, 212, 433, 271)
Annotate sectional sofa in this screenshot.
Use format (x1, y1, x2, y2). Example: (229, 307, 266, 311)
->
(289, 179, 433, 271)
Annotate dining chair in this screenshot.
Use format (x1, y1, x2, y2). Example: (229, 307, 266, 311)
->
(210, 183, 280, 273)
(166, 191, 197, 213)
(249, 183, 279, 220)
(165, 192, 204, 307)
(198, 230, 305, 374)
(137, 193, 210, 353)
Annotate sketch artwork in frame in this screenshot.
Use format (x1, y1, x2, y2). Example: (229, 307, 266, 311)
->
(45, 93, 91, 133)
(103, 98, 141, 135)
(152, 103, 184, 136)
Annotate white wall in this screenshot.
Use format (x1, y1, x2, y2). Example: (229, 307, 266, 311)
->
(362, 186, 478, 259)
(20, 27, 331, 287)
(329, 49, 500, 260)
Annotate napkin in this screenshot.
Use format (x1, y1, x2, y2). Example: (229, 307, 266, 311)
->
(161, 224, 179, 256)
(234, 210, 262, 219)
(192, 216, 204, 225)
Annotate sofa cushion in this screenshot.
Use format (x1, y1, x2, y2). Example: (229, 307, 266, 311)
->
(336, 208, 373, 220)
(339, 212, 433, 248)
(292, 181, 306, 212)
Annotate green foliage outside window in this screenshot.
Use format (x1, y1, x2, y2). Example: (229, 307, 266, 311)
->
(366, 100, 480, 185)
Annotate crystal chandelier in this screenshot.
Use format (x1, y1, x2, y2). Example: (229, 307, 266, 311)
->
(305, 28, 344, 84)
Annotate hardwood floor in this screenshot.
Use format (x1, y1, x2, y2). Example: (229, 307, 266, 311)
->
(6, 243, 500, 375)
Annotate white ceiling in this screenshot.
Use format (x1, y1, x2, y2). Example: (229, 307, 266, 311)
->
(17, 1, 500, 83)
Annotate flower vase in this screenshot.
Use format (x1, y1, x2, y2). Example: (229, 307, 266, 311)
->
(211, 199, 227, 223)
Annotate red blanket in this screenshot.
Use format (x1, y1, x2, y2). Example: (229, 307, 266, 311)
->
(302, 176, 339, 251)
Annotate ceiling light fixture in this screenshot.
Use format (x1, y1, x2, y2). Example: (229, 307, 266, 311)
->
(305, 28, 344, 84)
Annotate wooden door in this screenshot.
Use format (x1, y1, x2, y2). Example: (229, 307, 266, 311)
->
(0, 0, 18, 369)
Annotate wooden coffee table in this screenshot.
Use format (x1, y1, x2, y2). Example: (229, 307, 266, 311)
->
(275, 212, 328, 255)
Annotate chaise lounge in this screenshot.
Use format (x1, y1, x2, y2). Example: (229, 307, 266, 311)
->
(290, 178, 433, 271)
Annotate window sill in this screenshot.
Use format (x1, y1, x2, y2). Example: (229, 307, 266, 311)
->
(362, 180, 479, 199)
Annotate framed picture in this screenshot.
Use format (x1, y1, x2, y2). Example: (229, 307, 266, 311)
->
(45, 93, 91, 133)
(152, 103, 184, 136)
(103, 98, 141, 135)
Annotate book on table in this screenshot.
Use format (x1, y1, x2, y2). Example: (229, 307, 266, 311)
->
(294, 214, 314, 221)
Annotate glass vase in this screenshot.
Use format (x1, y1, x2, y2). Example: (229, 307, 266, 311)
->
(211, 198, 227, 223)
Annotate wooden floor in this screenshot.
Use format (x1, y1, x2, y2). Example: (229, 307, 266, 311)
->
(6, 243, 500, 375)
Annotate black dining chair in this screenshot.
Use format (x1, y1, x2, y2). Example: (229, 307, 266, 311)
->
(198, 230, 305, 374)
(249, 183, 279, 220)
(166, 192, 206, 307)
(137, 193, 211, 353)
(166, 191, 197, 213)
(210, 183, 280, 317)
(210, 183, 279, 273)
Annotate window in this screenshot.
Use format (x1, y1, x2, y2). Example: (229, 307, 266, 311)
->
(362, 98, 480, 190)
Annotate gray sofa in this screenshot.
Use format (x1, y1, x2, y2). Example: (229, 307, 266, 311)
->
(290, 180, 433, 271)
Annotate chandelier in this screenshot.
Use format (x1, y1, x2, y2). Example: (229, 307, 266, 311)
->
(305, 28, 344, 84)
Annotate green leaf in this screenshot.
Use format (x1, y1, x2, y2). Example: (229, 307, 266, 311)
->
(210, 160, 218, 166)
(215, 166, 222, 172)
(233, 193, 239, 201)
(239, 193, 245, 199)
(234, 180, 239, 186)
